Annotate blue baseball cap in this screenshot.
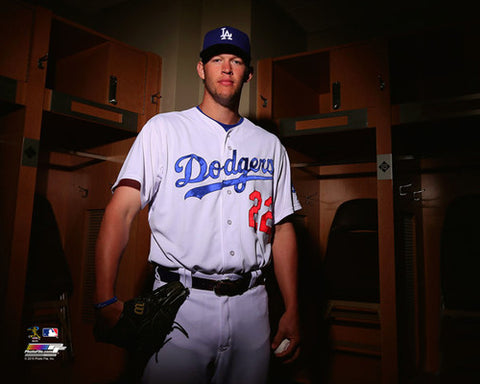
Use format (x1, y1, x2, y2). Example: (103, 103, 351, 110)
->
(200, 26, 251, 65)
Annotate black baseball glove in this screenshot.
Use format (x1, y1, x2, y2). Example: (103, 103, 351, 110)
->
(94, 281, 189, 357)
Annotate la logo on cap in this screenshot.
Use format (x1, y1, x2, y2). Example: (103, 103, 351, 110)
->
(220, 27, 233, 41)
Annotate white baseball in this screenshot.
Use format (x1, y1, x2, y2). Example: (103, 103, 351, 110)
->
(274, 338, 290, 354)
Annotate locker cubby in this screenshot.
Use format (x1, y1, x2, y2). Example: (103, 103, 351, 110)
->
(47, 17, 149, 115)
(38, 16, 152, 154)
(259, 39, 386, 168)
(269, 40, 384, 121)
(37, 14, 164, 159)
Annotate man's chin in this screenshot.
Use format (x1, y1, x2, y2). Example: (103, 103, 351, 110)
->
(213, 93, 241, 109)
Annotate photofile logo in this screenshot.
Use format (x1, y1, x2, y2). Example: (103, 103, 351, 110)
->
(24, 343, 66, 361)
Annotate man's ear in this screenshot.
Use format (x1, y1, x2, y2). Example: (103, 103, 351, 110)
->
(244, 66, 254, 83)
(197, 61, 205, 80)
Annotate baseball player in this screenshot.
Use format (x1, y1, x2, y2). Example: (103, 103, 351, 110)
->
(95, 25, 302, 383)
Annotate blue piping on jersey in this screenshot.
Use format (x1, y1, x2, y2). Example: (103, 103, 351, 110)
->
(196, 105, 243, 131)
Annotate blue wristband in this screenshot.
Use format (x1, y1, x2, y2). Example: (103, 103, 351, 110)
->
(94, 296, 118, 309)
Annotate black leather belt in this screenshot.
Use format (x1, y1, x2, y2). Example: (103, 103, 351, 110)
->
(156, 266, 263, 296)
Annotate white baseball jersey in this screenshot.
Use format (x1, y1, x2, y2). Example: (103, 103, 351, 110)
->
(113, 106, 301, 275)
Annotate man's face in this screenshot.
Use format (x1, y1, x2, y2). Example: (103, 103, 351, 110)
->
(198, 54, 252, 109)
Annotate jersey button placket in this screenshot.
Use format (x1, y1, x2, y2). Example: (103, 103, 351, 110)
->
(223, 135, 236, 261)
(226, 193, 235, 257)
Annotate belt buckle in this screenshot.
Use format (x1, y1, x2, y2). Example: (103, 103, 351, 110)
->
(214, 279, 240, 296)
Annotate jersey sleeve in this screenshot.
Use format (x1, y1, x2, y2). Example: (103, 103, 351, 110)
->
(112, 119, 163, 209)
(273, 144, 302, 224)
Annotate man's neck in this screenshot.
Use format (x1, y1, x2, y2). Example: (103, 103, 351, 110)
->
(198, 94, 241, 125)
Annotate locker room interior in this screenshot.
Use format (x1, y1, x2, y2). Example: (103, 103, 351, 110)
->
(1, 0, 479, 383)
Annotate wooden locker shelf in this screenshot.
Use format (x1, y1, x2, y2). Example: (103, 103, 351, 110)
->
(392, 93, 480, 126)
(392, 110, 480, 162)
(282, 127, 377, 166)
(279, 109, 369, 136)
(277, 109, 376, 165)
(41, 89, 138, 152)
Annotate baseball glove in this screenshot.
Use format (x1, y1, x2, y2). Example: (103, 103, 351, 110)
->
(94, 281, 189, 357)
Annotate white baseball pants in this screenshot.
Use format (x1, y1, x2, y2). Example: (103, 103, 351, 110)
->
(141, 274, 271, 384)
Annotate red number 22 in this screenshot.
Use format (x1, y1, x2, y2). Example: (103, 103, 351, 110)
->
(249, 190, 273, 234)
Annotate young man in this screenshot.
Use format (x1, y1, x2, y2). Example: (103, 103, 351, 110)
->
(95, 26, 302, 383)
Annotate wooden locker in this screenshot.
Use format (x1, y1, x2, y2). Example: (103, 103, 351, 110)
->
(257, 38, 396, 384)
(1, 3, 52, 371)
(1, 3, 162, 381)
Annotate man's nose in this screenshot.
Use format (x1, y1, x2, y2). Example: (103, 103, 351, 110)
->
(222, 62, 233, 74)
